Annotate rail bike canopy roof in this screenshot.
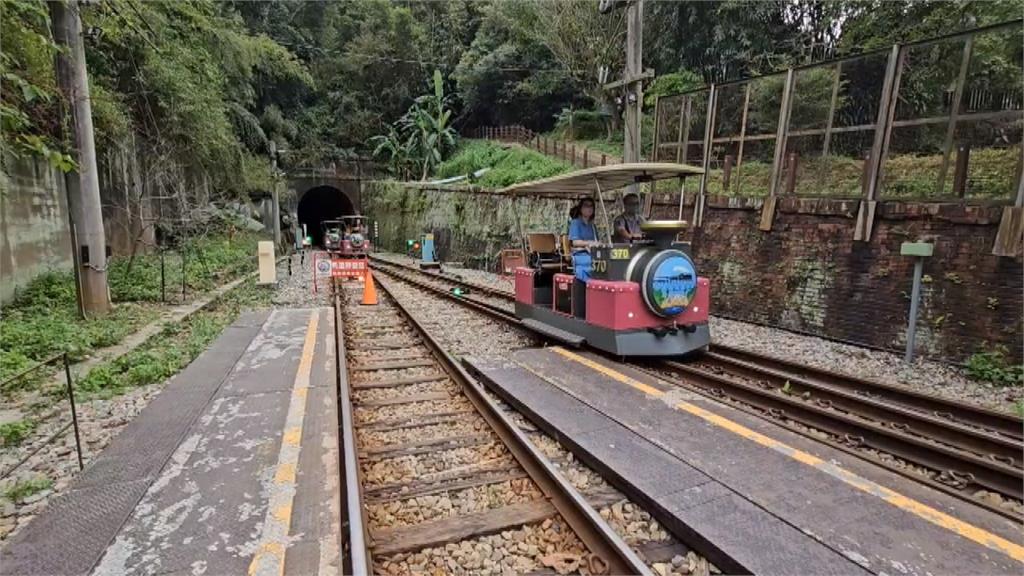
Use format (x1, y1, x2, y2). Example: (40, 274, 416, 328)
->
(499, 162, 704, 199)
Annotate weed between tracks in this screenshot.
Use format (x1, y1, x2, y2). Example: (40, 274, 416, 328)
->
(965, 346, 1023, 388)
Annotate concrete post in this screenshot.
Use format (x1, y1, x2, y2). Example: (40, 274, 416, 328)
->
(901, 241, 933, 362)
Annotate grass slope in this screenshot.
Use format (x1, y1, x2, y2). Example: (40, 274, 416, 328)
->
(436, 140, 572, 188)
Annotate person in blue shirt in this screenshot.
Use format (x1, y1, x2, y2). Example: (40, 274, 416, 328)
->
(568, 198, 599, 281)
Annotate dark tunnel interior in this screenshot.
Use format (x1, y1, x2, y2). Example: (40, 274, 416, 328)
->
(297, 186, 355, 246)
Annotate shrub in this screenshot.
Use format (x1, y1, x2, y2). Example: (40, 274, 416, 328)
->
(0, 420, 37, 447)
(965, 346, 1023, 387)
(4, 476, 51, 503)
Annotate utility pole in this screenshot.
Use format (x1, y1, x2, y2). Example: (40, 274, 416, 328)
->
(50, 0, 111, 316)
(269, 141, 282, 249)
(623, 0, 643, 165)
(601, 0, 650, 192)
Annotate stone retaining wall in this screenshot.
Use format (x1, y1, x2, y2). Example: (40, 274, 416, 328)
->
(370, 181, 1021, 363)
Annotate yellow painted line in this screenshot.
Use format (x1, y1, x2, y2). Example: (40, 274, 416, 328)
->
(273, 462, 296, 484)
(550, 347, 1024, 563)
(283, 427, 301, 447)
(249, 310, 320, 576)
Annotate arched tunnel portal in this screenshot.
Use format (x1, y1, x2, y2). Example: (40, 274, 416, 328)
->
(296, 186, 356, 247)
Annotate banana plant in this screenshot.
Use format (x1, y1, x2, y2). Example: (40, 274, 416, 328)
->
(371, 69, 457, 180)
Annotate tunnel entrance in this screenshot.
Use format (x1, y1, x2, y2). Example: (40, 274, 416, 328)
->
(297, 186, 355, 246)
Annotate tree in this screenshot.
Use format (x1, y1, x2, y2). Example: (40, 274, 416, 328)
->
(372, 70, 458, 180)
(453, 2, 574, 130)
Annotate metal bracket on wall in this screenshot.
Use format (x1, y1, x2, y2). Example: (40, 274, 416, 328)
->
(758, 196, 778, 232)
(853, 200, 877, 242)
(992, 206, 1023, 257)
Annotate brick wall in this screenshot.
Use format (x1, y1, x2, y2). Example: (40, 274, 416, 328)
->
(652, 196, 1022, 362)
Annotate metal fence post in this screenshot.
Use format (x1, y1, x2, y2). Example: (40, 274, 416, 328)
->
(856, 43, 903, 242)
(736, 84, 752, 175)
(722, 154, 734, 192)
(936, 36, 974, 195)
(768, 68, 796, 198)
(822, 61, 842, 157)
(63, 353, 84, 471)
(696, 84, 717, 228)
(181, 247, 187, 299)
(160, 249, 166, 302)
(651, 95, 661, 161)
(953, 145, 971, 197)
(869, 44, 905, 201)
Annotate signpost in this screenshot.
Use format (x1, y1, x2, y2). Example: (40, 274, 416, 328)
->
(901, 241, 934, 363)
(312, 251, 368, 293)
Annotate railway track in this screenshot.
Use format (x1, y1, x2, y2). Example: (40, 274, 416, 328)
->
(367, 255, 1024, 520)
(332, 277, 651, 575)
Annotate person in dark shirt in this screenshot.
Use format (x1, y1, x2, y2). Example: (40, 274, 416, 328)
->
(612, 192, 645, 243)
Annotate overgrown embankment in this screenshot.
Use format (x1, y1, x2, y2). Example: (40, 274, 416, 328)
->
(0, 233, 262, 385)
(435, 140, 572, 187)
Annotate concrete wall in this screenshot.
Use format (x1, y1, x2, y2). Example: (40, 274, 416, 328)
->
(0, 155, 74, 303)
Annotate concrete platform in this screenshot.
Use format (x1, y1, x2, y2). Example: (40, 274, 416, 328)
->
(465, 347, 1024, 576)
(1, 309, 341, 576)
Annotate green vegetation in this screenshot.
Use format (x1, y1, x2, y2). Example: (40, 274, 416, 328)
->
(0, 420, 37, 447)
(78, 280, 273, 397)
(372, 70, 458, 180)
(3, 476, 51, 503)
(107, 233, 261, 302)
(965, 347, 1023, 388)
(2, 1, 311, 193)
(0, 234, 261, 390)
(436, 140, 571, 188)
(0, 274, 155, 389)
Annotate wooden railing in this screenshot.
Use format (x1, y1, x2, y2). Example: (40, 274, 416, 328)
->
(470, 125, 623, 168)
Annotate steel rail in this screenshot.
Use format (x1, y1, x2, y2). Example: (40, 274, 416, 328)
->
(369, 257, 1024, 519)
(628, 362, 1022, 523)
(370, 260, 521, 324)
(333, 285, 372, 575)
(370, 272, 653, 575)
(707, 346, 1024, 441)
(694, 355, 1023, 465)
(658, 360, 1022, 503)
(366, 253, 1015, 440)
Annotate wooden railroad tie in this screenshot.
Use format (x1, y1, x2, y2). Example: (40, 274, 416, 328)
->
(370, 499, 557, 556)
(351, 373, 448, 390)
(358, 410, 476, 431)
(362, 433, 494, 460)
(365, 469, 528, 504)
(351, 358, 435, 372)
(354, 391, 452, 408)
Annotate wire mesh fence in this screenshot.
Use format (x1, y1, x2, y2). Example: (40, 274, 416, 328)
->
(652, 20, 1023, 204)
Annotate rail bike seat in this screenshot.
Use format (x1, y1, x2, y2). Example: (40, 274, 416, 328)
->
(527, 232, 562, 271)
